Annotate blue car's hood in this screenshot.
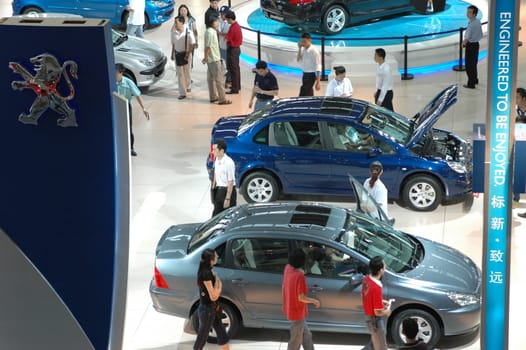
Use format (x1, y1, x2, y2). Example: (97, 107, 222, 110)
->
(406, 84, 458, 148)
(404, 236, 481, 294)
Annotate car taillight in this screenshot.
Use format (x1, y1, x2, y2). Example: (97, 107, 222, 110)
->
(210, 143, 215, 162)
(290, 0, 314, 4)
(154, 266, 169, 289)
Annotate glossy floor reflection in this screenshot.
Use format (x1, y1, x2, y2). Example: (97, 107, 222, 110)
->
(2, 0, 526, 349)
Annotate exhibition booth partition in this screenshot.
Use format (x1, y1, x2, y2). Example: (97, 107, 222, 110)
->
(0, 17, 129, 350)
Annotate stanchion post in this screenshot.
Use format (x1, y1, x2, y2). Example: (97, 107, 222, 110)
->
(453, 27, 466, 71)
(321, 36, 328, 81)
(257, 30, 261, 62)
(401, 35, 414, 80)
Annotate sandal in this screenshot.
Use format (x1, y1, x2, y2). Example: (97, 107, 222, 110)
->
(218, 100, 232, 105)
(210, 98, 218, 103)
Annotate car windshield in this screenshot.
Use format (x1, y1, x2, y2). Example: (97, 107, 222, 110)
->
(112, 30, 127, 46)
(187, 207, 238, 253)
(339, 211, 422, 273)
(360, 106, 414, 145)
(238, 103, 273, 135)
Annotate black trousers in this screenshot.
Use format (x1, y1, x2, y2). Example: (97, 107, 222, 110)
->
(374, 89, 394, 111)
(227, 46, 241, 92)
(128, 102, 134, 150)
(465, 42, 479, 87)
(212, 186, 237, 217)
(299, 72, 316, 96)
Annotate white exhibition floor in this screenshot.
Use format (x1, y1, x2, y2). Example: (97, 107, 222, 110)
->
(2, 0, 526, 349)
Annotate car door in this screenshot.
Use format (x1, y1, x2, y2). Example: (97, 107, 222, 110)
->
(77, 0, 122, 22)
(268, 120, 332, 194)
(323, 121, 401, 196)
(223, 237, 290, 324)
(297, 239, 369, 332)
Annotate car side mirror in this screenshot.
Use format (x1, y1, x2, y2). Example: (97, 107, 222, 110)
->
(368, 148, 383, 158)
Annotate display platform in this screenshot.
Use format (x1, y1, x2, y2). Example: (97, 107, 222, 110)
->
(236, 0, 489, 76)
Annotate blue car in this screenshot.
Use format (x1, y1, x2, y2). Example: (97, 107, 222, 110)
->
(12, 0, 175, 28)
(207, 85, 473, 212)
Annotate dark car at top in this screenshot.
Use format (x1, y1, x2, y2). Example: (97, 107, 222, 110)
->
(149, 176, 481, 349)
(206, 85, 472, 212)
(260, 0, 446, 34)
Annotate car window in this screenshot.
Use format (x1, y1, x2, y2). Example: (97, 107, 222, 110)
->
(238, 104, 273, 135)
(231, 238, 289, 272)
(188, 207, 237, 253)
(361, 106, 412, 145)
(326, 122, 375, 153)
(299, 240, 363, 279)
(215, 243, 226, 267)
(271, 121, 321, 149)
(253, 126, 268, 145)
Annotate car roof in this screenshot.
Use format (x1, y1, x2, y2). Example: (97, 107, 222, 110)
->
(268, 97, 369, 120)
(224, 202, 348, 241)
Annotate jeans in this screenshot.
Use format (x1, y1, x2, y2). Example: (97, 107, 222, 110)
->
(126, 24, 144, 38)
(193, 303, 229, 350)
(254, 98, 272, 112)
(362, 316, 388, 350)
(288, 319, 314, 350)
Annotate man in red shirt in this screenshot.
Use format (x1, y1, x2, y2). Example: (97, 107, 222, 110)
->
(282, 248, 321, 350)
(361, 256, 392, 350)
(224, 10, 242, 94)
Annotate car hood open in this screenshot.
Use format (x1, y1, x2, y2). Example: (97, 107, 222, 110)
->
(406, 84, 458, 148)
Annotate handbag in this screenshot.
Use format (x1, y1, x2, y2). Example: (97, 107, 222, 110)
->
(175, 30, 189, 66)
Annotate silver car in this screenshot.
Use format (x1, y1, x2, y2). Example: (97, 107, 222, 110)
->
(149, 176, 481, 348)
(112, 29, 166, 88)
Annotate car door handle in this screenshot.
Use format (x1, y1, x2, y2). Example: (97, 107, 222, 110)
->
(231, 278, 248, 286)
(310, 285, 323, 292)
(275, 153, 287, 159)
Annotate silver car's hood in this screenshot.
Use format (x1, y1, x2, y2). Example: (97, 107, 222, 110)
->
(115, 34, 165, 61)
(403, 237, 481, 294)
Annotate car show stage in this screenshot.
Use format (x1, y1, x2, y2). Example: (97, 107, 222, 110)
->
(236, 0, 488, 76)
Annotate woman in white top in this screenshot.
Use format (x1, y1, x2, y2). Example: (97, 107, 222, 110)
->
(326, 66, 353, 97)
(363, 161, 388, 218)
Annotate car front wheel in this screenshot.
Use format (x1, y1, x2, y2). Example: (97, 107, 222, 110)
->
(21, 6, 43, 15)
(241, 171, 279, 203)
(402, 175, 442, 211)
(322, 5, 348, 34)
(390, 309, 441, 349)
(191, 301, 240, 343)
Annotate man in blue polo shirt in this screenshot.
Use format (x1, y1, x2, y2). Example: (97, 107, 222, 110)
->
(248, 61, 279, 112)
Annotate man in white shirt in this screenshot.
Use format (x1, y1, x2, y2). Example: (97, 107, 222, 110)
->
(297, 33, 321, 96)
(211, 139, 237, 216)
(126, 0, 145, 38)
(374, 48, 394, 111)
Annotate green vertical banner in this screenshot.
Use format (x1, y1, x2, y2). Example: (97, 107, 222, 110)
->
(482, 0, 519, 349)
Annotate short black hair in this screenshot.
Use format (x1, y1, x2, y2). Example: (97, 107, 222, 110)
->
(175, 15, 185, 24)
(256, 61, 268, 70)
(402, 318, 419, 339)
(115, 63, 125, 73)
(468, 5, 478, 16)
(334, 66, 346, 75)
(369, 256, 384, 275)
(301, 32, 312, 40)
(375, 48, 386, 59)
(214, 139, 227, 152)
(225, 10, 236, 20)
(517, 87, 526, 100)
(289, 248, 306, 269)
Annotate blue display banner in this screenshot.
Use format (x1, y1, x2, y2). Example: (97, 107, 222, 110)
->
(482, 0, 518, 349)
(0, 18, 128, 350)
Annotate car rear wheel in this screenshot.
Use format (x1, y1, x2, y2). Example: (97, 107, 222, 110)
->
(191, 301, 240, 343)
(322, 5, 348, 34)
(402, 175, 442, 211)
(241, 171, 279, 203)
(21, 6, 43, 15)
(390, 309, 441, 349)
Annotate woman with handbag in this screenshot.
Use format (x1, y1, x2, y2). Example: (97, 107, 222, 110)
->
(193, 249, 230, 350)
(171, 15, 195, 100)
(177, 4, 198, 68)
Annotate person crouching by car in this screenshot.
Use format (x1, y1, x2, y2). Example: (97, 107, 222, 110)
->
(211, 139, 237, 217)
(193, 249, 230, 350)
(171, 15, 195, 100)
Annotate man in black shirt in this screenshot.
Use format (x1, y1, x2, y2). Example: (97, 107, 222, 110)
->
(248, 61, 279, 112)
(204, 0, 220, 28)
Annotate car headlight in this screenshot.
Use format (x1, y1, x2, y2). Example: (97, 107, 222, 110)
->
(139, 58, 155, 67)
(447, 291, 480, 306)
(150, 1, 167, 7)
(446, 161, 467, 174)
